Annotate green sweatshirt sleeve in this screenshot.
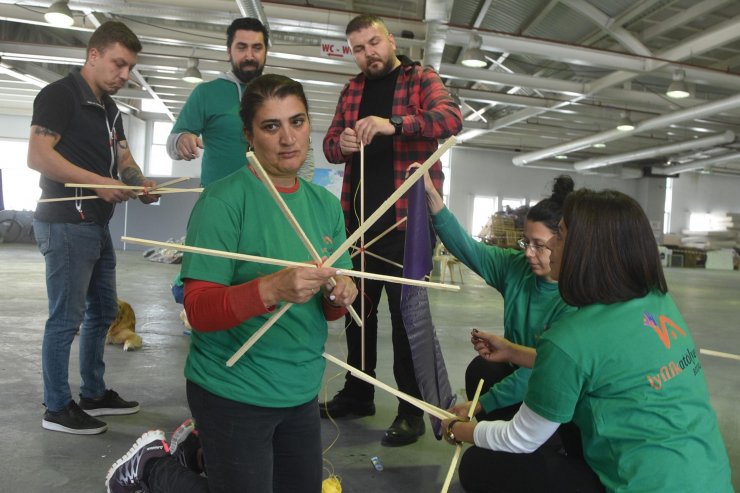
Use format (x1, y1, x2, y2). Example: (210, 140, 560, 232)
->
(478, 366, 532, 412)
(431, 206, 511, 290)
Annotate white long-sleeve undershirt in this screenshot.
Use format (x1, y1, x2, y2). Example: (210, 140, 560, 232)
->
(473, 403, 560, 453)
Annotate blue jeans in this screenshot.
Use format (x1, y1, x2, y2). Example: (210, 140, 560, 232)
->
(34, 220, 118, 412)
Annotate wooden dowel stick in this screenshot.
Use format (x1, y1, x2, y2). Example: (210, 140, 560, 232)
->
(323, 352, 455, 420)
(246, 152, 363, 326)
(325, 136, 456, 267)
(66, 183, 147, 190)
(65, 182, 203, 192)
(38, 188, 201, 203)
(38, 195, 101, 203)
(153, 177, 189, 189)
(225, 303, 293, 367)
(440, 379, 484, 493)
(351, 247, 404, 269)
(441, 448, 462, 493)
(122, 236, 460, 291)
(360, 141, 366, 370)
(349, 217, 407, 258)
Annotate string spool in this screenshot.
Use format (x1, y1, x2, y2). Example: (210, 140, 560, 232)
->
(322, 474, 342, 493)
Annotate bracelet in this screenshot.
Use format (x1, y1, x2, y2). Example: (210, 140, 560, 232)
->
(445, 418, 465, 444)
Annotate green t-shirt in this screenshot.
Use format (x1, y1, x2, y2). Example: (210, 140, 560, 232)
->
(432, 207, 575, 411)
(172, 77, 248, 186)
(525, 291, 732, 492)
(180, 167, 352, 407)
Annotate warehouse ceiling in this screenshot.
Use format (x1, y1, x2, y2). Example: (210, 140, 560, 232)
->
(1, 0, 740, 177)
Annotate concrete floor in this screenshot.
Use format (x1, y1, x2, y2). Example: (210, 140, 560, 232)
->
(0, 242, 737, 492)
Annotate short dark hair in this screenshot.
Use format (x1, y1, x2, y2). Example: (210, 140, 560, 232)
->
(558, 189, 668, 307)
(240, 74, 309, 134)
(227, 17, 269, 49)
(346, 14, 388, 36)
(527, 175, 574, 233)
(87, 21, 142, 57)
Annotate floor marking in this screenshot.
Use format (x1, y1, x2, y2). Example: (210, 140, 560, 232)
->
(700, 348, 740, 362)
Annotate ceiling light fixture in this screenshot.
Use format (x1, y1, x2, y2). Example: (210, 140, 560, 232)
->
(182, 58, 203, 84)
(44, 0, 75, 27)
(461, 35, 487, 68)
(666, 69, 690, 99)
(616, 111, 635, 132)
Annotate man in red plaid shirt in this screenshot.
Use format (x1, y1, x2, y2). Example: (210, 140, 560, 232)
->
(321, 14, 462, 446)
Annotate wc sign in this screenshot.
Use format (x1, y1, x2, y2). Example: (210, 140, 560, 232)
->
(321, 39, 353, 60)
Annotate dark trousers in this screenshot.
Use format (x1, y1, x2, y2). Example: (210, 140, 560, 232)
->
(342, 234, 423, 417)
(147, 381, 322, 493)
(461, 357, 602, 492)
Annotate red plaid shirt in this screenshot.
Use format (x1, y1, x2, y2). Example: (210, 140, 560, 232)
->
(323, 56, 462, 231)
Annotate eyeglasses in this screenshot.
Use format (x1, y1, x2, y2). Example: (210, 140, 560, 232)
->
(517, 238, 548, 254)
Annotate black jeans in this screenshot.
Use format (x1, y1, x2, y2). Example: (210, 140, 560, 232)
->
(342, 233, 423, 417)
(147, 381, 322, 493)
(461, 357, 602, 492)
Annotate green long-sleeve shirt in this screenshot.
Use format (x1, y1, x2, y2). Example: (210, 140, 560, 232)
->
(431, 206, 575, 412)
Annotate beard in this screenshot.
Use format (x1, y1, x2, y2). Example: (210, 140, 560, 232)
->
(364, 56, 396, 80)
(232, 59, 264, 84)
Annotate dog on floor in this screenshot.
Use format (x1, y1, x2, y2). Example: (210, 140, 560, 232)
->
(107, 299, 142, 351)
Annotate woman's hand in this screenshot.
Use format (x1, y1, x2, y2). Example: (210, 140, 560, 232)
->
(441, 417, 475, 446)
(472, 328, 537, 368)
(471, 328, 514, 363)
(449, 400, 482, 419)
(406, 163, 444, 214)
(322, 274, 358, 307)
(259, 265, 345, 307)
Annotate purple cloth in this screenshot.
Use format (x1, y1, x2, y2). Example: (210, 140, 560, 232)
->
(401, 179, 455, 439)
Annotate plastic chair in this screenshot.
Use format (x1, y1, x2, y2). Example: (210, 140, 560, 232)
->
(433, 243, 463, 284)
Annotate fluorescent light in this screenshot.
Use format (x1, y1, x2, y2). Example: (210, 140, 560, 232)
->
(44, 0, 74, 27)
(182, 58, 202, 84)
(666, 69, 690, 99)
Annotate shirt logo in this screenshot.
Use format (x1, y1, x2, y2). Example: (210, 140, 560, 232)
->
(642, 312, 686, 349)
(642, 311, 700, 391)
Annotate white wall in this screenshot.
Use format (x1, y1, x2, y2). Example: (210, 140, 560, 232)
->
(447, 147, 641, 235)
(669, 172, 740, 233)
(0, 114, 32, 139)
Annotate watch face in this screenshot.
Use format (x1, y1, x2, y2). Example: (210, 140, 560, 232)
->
(391, 116, 402, 133)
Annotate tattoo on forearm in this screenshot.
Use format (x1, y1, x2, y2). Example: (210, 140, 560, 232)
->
(120, 166, 145, 186)
(34, 126, 59, 138)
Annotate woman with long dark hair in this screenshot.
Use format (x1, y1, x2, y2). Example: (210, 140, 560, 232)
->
(443, 189, 732, 493)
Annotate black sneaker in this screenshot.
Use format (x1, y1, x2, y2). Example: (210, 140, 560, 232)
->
(106, 430, 168, 493)
(42, 400, 108, 435)
(170, 418, 204, 475)
(319, 390, 375, 419)
(79, 389, 140, 417)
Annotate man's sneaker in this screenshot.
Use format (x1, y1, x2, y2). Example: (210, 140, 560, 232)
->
(106, 430, 168, 493)
(319, 390, 375, 419)
(79, 389, 140, 416)
(170, 418, 204, 474)
(42, 400, 108, 435)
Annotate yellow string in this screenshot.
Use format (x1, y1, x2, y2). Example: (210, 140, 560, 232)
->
(322, 474, 342, 493)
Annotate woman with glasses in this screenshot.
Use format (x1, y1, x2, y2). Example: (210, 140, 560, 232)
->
(419, 174, 575, 424)
(442, 189, 731, 493)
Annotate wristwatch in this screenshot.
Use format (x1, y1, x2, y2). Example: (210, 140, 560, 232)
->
(390, 115, 403, 135)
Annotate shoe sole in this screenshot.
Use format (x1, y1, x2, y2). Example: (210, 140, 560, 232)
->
(42, 419, 107, 435)
(82, 405, 141, 417)
(105, 430, 166, 493)
(170, 418, 196, 454)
